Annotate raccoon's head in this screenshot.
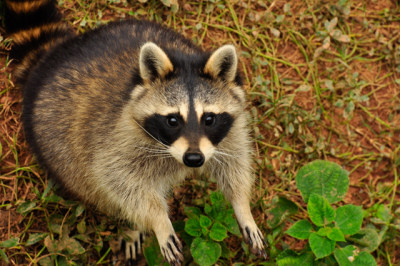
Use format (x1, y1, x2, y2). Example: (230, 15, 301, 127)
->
(129, 42, 246, 168)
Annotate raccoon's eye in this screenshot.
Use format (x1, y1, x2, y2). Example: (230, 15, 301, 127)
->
(204, 113, 216, 127)
(166, 116, 179, 127)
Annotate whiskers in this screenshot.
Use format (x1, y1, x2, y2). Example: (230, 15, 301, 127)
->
(211, 147, 240, 166)
(131, 119, 174, 160)
(213, 149, 239, 159)
(132, 144, 173, 160)
(132, 118, 169, 149)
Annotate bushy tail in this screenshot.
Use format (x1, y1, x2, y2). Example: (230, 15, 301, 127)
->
(4, 0, 74, 83)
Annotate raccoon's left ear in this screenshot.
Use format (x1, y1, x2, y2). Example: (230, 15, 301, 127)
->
(204, 45, 238, 82)
(139, 42, 173, 82)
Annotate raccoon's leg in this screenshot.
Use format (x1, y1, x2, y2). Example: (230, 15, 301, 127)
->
(230, 196, 267, 258)
(119, 230, 145, 262)
(152, 213, 183, 265)
(213, 168, 267, 258)
(123, 194, 183, 265)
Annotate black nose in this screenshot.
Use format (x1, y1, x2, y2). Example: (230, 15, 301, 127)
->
(183, 152, 205, 167)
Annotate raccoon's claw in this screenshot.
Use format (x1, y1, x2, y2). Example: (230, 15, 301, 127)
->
(160, 234, 183, 266)
(119, 230, 145, 263)
(242, 225, 267, 259)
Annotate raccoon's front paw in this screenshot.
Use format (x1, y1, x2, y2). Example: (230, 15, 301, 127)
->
(119, 230, 145, 263)
(160, 234, 183, 266)
(241, 224, 267, 259)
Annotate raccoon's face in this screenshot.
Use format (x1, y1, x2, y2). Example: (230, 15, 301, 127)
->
(130, 42, 245, 168)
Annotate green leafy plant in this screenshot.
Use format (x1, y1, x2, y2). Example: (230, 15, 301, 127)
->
(183, 191, 240, 266)
(144, 191, 240, 266)
(278, 160, 377, 265)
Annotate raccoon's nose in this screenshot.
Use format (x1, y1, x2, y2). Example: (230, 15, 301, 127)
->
(183, 152, 205, 168)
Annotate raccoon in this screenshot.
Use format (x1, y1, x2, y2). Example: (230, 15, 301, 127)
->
(4, 0, 266, 264)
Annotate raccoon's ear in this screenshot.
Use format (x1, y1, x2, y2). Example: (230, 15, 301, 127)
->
(204, 45, 238, 82)
(139, 42, 173, 82)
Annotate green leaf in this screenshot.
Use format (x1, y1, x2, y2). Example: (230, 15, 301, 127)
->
(57, 256, 68, 266)
(184, 206, 202, 219)
(328, 227, 345, 242)
(277, 251, 315, 266)
(48, 214, 63, 234)
(204, 204, 212, 215)
(330, 29, 351, 43)
(353, 252, 377, 265)
(0, 237, 19, 248)
(38, 256, 52, 266)
(41, 180, 54, 199)
(16, 201, 36, 214)
(276, 249, 297, 261)
(309, 233, 335, 259)
(0, 248, 9, 264)
(25, 233, 49, 246)
(221, 210, 240, 235)
(334, 246, 377, 266)
(296, 160, 349, 203)
(375, 204, 391, 223)
(191, 238, 221, 266)
(44, 194, 63, 203)
(347, 228, 379, 252)
(267, 196, 298, 228)
(210, 191, 225, 206)
(317, 227, 331, 237)
(44, 236, 59, 253)
(326, 17, 338, 32)
(219, 242, 232, 259)
(345, 101, 355, 117)
(307, 194, 335, 226)
(207, 192, 229, 222)
(202, 227, 208, 237)
(77, 219, 86, 234)
(61, 237, 85, 255)
(334, 245, 355, 266)
(199, 215, 212, 229)
(209, 222, 228, 241)
(286, 220, 313, 239)
(144, 236, 169, 266)
(185, 218, 202, 237)
(335, 205, 363, 235)
(74, 204, 85, 217)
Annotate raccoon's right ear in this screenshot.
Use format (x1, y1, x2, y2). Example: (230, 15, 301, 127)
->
(204, 45, 238, 82)
(139, 42, 173, 82)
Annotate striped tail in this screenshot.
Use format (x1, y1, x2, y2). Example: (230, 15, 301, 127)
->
(5, 0, 75, 83)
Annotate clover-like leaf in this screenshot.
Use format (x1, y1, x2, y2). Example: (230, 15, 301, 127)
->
(335, 205, 363, 235)
(16, 201, 36, 215)
(328, 227, 345, 242)
(191, 237, 221, 266)
(334, 245, 377, 266)
(185, 218, 202, 237)
(184, 206, 202, 219)
(209, 222, 228, 241)
(307, 194, 335, 226)
(267, 196, 298, 229)
(0, 237, 19, 248)
(25, 233, 49, 246)
(199, 215, 212, 229)
(309, 233, 335, 259)
(334, 245, 356, 266)
(347, 228, 379, 253)
(277, 251, 314, 266)
(286, 219, 313, 240)
(296, 160, 349, 203)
